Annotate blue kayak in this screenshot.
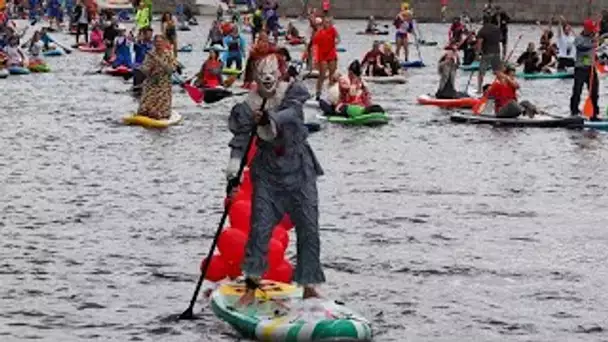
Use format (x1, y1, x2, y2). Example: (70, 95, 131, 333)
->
(43, 49, 63, 56)
(584, 119, 608, 129)
(178, 44, 193, 53)
(401, 60, 425, 68)
(8, 66, 30, 75)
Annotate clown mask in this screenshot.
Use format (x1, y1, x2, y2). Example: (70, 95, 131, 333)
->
(255, 54, 281, 99)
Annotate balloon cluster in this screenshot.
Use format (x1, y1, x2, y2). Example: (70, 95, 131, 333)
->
(201, 141, 295, 283)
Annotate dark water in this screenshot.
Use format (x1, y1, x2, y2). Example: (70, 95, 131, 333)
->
(1, 17, 608, 342)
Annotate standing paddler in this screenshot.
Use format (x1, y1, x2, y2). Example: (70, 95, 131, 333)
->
(225, 46, 326, 305)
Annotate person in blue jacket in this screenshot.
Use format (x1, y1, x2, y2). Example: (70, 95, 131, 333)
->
(111, 25, 133, 68)
(132, 27, 154, 96)
(222, 26, 246, 71)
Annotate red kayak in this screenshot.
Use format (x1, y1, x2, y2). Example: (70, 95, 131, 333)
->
(79, 44, 105, 53)
(417, 94, 481, 109)
(104, 65, 131, 76)
(287, 36, 304, 45)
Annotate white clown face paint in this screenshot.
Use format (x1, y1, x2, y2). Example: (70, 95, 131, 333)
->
(255, 54, 280, 99)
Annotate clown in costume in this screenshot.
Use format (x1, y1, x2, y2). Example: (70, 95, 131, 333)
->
(226, 47, 325, 305)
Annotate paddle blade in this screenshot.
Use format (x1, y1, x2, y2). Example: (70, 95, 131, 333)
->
(204, 89, 233, 104)
(583, 96, 594, 118)
(223, 75, 237, 88)
(472, 97, 487, 115)
(183, 83, 204, 104)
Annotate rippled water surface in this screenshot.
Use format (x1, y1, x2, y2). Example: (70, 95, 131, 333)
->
(2, 17, 608, 342)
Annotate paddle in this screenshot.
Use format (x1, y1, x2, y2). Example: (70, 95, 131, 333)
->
(178, 99, 266, 320)
(583, 24, 600, 118)
(411, 20, 424, 64)
(472, 34, 523, 114)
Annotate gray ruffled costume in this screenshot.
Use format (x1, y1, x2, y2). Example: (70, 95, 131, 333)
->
(227, 81, 326, 286)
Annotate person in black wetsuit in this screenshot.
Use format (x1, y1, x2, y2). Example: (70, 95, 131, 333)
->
(102, 19, 118, 63)
(460, 31, 477, 65)
(516, 42, 541, 74)
(435, 45, 469, 99)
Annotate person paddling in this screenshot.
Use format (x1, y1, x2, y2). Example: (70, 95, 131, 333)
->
(516, 42, 541, 74)
(195, 46, 223, 88)
(570, 19, 599, 120)
(226, 47, 325, 306)
(485, 63, 540, 118)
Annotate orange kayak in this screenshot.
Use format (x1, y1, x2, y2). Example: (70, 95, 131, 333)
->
(417, 94, 480, 109)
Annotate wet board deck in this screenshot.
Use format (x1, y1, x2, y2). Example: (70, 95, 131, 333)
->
(210, 280, 372, 342)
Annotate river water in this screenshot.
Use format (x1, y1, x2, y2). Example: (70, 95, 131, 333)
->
(1, 17, 608, 342)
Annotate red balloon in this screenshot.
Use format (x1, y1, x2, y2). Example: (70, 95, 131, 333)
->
(225, 260, 243, 279)
(217, 228, 248, 264)
(272, 227, 289, 249)
(278, 214, 294, 231)
(263, 259, 294, 283)
(267, 238, 285, 268)
(228, 200, 252, 232)
(200, 254, 228, 282)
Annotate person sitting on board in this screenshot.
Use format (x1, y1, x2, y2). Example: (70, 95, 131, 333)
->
(556, 16, 576, 71)
(448, 16, 465, 44)
(26, 30, 44, 60)
(365, 16, 377, 34)
(516, 42, 541, 74)
(485, 63, 540, 118)
(4, 35, 28, 67)
(538, 44, 557, 73)
(226, 47, 326, 307)
(460, 31, 477, 65)
(570, 19, 599, 120)
(222, 26, 246, 72)
(137, 35, 179, 119)
(361, 41, 384, 76)
(285, 21, 300, 40)
(89, 24, 103, 48)
(196, 46, 223, 89)
(381, 42, 400, 76)
(103, 19, 119, 62)
(318, 72, 341, 115)
(111, 25, 133, 69)
(206, 20, 224, 49)
(435, 44, 469, 99)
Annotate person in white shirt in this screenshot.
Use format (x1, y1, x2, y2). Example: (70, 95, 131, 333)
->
(556, 16, 576, 71)
(4, 36, 28, 67)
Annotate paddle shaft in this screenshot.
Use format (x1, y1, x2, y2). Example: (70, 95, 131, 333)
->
(179, 99, 265, 320)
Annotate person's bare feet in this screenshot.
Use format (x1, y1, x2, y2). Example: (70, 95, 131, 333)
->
(238, 288, 256, 307)
(302, 286, 321, 299)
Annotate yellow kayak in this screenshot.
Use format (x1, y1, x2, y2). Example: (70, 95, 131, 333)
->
(122, 111, 182, 128)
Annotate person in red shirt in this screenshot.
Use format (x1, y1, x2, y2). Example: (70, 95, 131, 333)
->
(361, 41, 384, 76)
(485, 63, 539, 117)
(312, 16, 339, 100)
(196, 47, 223, 88)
